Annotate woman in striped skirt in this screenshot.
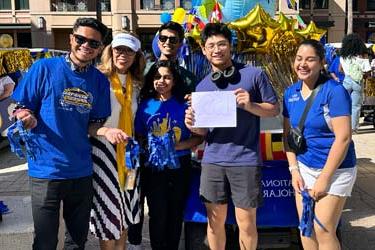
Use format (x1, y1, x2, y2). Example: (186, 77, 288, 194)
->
(89, 32, 145, 250)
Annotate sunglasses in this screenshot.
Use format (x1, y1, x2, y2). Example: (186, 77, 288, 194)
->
(158, 35, 179, 44)
(113, 46, 136, 56)
(73, 34, 102, 49)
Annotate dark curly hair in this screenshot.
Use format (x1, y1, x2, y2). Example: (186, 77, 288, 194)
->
(140, 60, 185, 102)
(340, 33, 368, 59)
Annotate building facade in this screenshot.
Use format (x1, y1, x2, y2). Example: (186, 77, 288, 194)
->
(0, 0, 374, 50)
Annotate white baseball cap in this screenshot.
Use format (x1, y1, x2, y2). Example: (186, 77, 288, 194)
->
(111, 33, 141, 52)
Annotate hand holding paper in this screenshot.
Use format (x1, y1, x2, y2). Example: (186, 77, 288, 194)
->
(191, 91, 237, 128)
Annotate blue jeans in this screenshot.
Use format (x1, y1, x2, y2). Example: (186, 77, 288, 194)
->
(343, 76, 363, 130)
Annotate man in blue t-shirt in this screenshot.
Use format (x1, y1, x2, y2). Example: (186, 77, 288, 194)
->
(12, 18, 110, 249)
(185, 23, 279, 250)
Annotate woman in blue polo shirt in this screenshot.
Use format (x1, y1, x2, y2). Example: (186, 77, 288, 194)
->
(283, 39, 357, 250)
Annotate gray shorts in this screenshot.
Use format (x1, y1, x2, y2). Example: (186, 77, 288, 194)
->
(199, 164, 262, 209)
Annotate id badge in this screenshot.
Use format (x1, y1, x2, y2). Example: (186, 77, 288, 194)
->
(125, 169, 137, 190)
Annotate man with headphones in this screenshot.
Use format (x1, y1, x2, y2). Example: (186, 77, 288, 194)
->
(185, 23, 280, 250)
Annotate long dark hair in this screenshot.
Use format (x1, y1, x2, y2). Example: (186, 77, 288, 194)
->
(297, 39, 331, 82)
(140, 60, 185, 102)
(340, 33, 368, 58)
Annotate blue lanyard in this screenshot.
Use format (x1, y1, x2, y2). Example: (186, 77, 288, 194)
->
(7, 120, 38, 160)
(299, 190, 327, 237)
(125, 139, 141, 170)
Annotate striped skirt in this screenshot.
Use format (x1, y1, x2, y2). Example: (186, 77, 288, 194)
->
(89, 136, 141, 240)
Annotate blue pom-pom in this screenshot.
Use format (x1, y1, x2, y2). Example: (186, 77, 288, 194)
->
(160, 12, 171, 24)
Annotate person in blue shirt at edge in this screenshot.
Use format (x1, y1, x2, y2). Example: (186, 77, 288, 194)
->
(184, 23, 280, 250)
(127, 21, 197, 250)
(328, 53, 345, 83)
(134, 60, 203, 250)
(282, 39, 357, 250)
(11, 18, 112, 250)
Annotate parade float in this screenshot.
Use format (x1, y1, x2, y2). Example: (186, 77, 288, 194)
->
(161, 1, 337, 249)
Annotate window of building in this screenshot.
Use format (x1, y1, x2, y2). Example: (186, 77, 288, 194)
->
(17, 32, 31, 48)
(162, 0, 175, 10)
(141, 0, 176, 10)
(16, 0, 29, 10)
(141, 0, 155, 10)
(314, 0, 328, 9)
(50, 0, 110, 12)
(300, 0, 311, 9)
(181, 0, 192, 10)
(353, 0, 358, 11)
(101, 0, 110, 11)
(368, 0, 375, 11)
(0, 0, 11, 10)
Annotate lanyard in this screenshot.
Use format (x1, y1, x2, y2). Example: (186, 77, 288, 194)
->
(125, 138, 141, 170)
(299, 190, 327, 237)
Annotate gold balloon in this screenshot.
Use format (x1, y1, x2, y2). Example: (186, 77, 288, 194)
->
(296, 21, 327, 41)
(277, 13, 297, 31)
(0, 34, 14, 48)
(187, 25, 202, 46)
(228, 4, 280, 53)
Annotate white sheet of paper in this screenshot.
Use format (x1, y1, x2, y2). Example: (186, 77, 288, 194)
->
(192, 91, 237, 128)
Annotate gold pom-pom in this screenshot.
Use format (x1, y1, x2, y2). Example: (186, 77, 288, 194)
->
(0, 34, 14, 48)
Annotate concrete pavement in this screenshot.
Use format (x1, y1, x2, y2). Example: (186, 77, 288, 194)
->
(0, 125, 375, 250)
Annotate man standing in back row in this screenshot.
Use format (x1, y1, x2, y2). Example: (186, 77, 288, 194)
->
(185, 23, 279, 250)
(12, 18, 110, 250)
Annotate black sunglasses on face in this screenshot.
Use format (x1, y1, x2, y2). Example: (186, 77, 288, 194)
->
(158, 35, 179, 44)
(73, 34, 102, 49)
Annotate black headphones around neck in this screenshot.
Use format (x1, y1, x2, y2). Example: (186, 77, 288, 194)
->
(211, 65, 239, 89)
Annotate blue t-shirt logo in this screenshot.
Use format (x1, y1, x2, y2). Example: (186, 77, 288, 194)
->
(288, 93, 300, 103)
(59, 87, 93, 113)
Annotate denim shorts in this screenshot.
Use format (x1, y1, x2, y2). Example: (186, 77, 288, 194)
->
(199, 164, 262, 208)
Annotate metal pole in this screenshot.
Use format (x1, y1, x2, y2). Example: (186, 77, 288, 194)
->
(347, 0, 353, 34)
(96, 0, 102, 21)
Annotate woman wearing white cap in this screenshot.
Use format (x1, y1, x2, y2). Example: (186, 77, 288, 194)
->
(89, 32, 145, 250)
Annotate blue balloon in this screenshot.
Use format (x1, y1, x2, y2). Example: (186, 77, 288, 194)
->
(160, 12, 171, 24)
(222, 0, 276, 22)
(192, 0, 202, 6)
